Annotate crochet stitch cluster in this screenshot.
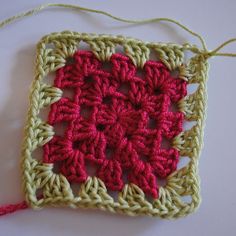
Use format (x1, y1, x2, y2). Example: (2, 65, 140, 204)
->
(43, 50, 187, 198)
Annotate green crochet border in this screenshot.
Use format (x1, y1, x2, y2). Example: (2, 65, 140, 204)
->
(21, 31, 208, 218)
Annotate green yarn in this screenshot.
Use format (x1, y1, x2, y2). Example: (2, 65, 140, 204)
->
(0, 3, 236, 57)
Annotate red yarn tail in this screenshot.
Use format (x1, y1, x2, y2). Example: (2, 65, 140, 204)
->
(0, 201, 28, 216)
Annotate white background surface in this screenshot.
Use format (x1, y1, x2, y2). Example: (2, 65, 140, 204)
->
(0, 0, 236, 235)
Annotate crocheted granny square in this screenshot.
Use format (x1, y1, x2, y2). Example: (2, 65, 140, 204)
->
(22, 31, 208, 218)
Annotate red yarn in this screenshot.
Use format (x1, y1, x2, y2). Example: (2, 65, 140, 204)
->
(44, 51, 187, 198)
(0, 201, 28, 216)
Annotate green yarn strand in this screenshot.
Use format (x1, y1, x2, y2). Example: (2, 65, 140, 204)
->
(0, 3, 236, 57)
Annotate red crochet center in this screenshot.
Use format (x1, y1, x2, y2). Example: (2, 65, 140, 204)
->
(43, 50, 187, 199)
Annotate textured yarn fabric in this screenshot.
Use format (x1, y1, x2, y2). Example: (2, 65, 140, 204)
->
(1, 3, 235, 218)
(43, 50, 187, 198)
(19, 32, 208, 218)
